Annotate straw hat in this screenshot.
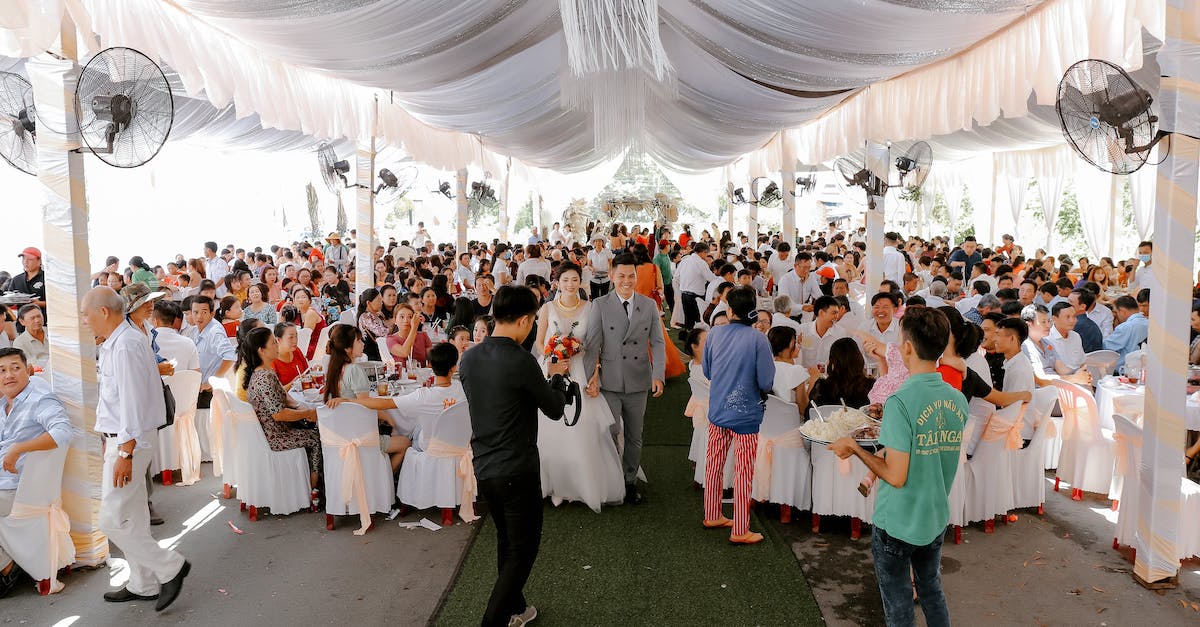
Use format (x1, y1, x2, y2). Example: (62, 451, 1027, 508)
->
(120, 283, 166, 314)
(326, 232, 343, 243)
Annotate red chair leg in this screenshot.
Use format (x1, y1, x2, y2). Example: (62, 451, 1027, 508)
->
(398, 504, 409, 517)
(1131, 548, 1136, 562)
(1054, 476, 1060, 492)
(161, 470, 173, 486)
(850, 517, 862, 540)
(1113, 537, 1120, 550)
(223, 483, 232, 499)
(442, 507, 454, 527)
(1071, 488, 1084, 501)
(1111, 499, 1119, 511)
(780, 505, 792, 524)
(1037, 504, 1045, 515)
(811, 513, 821, 534)
(984, 519, 995, 534)
(248, 505, 258, 521)
(37, 579, 51, 596)
(240, 502, 246, 512)
(954, 525, 963, 545)
(325, 514, 335, 531)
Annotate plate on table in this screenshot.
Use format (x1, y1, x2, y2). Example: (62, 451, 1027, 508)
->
(301, 389, 322, 404)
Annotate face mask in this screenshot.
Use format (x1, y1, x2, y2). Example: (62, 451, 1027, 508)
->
(1138, 254, 1151, 264)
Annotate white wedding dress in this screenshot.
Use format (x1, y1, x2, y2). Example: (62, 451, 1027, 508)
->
(536, 299, 627, 512)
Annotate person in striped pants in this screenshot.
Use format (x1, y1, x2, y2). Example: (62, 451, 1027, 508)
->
(701, 285, 775, 544)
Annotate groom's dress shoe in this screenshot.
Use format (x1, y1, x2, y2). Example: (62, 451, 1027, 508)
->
(104, 587, 158, 602)
(624, 484, 644, 505)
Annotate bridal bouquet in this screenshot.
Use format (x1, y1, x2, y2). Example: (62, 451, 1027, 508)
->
(544, 321, 582, 361)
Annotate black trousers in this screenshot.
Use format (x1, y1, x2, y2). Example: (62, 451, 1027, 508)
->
(589, 280, 611, 300)
(663, 284, 675, 314)
(681, 291, 704, 329)
(478, 472, 543, 627)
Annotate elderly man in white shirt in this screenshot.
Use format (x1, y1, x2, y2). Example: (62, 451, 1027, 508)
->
(855, 292, 902, 367)
(83, 287, 190, 611)
(1047, 302, 1086, 375)
(770, 295, 803, 333)
(676, 243, 719, 329)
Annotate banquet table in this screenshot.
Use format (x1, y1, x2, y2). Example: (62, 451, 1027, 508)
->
(1094, 377, 1200, 431)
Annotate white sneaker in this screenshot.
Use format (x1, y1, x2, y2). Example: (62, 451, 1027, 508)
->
(508, 605, 537, 625)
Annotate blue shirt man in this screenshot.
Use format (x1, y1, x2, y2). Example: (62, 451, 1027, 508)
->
(1103, 298, 1148, 370)
(0, 361, 79, 491)
(702, 317, 775, 434)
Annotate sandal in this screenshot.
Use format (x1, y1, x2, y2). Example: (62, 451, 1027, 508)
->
(703, 517, 734, 529)
(729, 531, 764, 545)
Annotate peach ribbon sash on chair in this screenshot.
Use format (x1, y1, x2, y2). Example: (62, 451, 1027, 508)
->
(8, 500, 72, 593)
(209, 395, 227, 477)
(981, 404, 1025, 450)
(319, 430, 378, 535)
(684, 398, 707, 423)
(176, 407, 202, 485)
(753, 429, 808, 498)
(425, 438, 478, 523)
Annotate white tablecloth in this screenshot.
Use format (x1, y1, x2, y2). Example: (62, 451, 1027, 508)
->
(1094, 377, 1200, 431)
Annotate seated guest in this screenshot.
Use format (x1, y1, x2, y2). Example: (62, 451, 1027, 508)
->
(809, 337, 875, 408)
(231, 319, 266, 401)
(798, 296, 847, 368)
(357, 288, 388, 362)
(242, 283, 277, 326)
(770, 295, 802, 333)
(1067, 289, 1104, 353)
(752, 309, 773, 334)
(11, 304, 48, 366)
(387, 303, 432, 365)
(152, 299, 200, 377)
(323, 325, 414, 471)
(1048, 302, 1086, 375)
(217, 295, 243, 338)
(290, 287, 325, 360)
(1020, 304, 1089, 385)
(448, 325, 472, 357)
(1104, 295, 1148, 370)
(767, 327, 817, 410)
(0, 347, 80, 596)
(241, 327, 322, 501)
(994, 317, 1038, 441)
(271, 322, 309, 388)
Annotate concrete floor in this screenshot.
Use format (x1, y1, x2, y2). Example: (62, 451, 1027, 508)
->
(775, 474, 1200, 626)
(2, 467, 475, 626)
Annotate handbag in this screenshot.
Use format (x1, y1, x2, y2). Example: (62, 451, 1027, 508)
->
(159, 380, 176, 430)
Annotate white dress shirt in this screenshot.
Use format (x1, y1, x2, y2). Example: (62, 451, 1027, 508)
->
(205, 256, 229, 285)
(766, 253, 792, 282)
(587, 249, 614, 284)
(798, 321, 847, 368)
(95, 321, 166, 448)
(1001, 350, 1037, 439)
(777, 270, 822, 314)
(515, 258, 552, 285)
(881, 246, 906, 284)
(771, 312, 802, 333)
(188, 320, 236, 382)
(1048, 326, 1085, 373)
(154, 327, 200, 372)
(677, 253, 718, 296)
(1088, 305, 1115, 337)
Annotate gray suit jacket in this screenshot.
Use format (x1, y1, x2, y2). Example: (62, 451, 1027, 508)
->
(584, 292, 666, 393)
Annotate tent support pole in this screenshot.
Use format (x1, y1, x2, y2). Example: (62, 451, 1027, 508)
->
(456, 169, 469, 253)
(354, 98, 377, 305)
(781, 135, 797, 245)
(1134, 0, 1199, 587)
(31, 14, 107, 567)
(499, 158, 511, 241)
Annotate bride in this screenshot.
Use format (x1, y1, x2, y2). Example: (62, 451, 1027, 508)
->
(534, 261, 626, 511)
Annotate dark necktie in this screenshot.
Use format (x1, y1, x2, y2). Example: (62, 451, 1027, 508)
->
(622, 300, 630, 316)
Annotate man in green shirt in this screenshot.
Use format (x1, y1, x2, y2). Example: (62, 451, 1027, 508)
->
(830, 307, 966, 627)
(652, 240, 674, 313)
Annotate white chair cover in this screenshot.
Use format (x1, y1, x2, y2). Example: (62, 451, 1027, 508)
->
(1054, 380, 1116, 495)
(296, 327, 314, 359)
(1111, 413, 1142, 548)
(691, 376, 734, 489)
(1082, 349, 1120, 382)
(397, 402, 476, 519)
(376, 337, 395, 365)
(685, 373, 709, 463)
(1044, 414, 1064, 471)
(312, 326, 331, 361)
(0, 446, 74, 591)
(207, 377, 236, 480)
(337, 311, 357, 328)
(1012, 387, 1060, 511)
(161, 371, 202, 485)
(751, 395, 811, 510)
(946, 446, 969, 527)
(1179, 479, 1200, 560)
(808, 403, 874, 520)
(319, 403, 393, 534)
(963, 400, 1020, 523)
(229, 393, 311, 515)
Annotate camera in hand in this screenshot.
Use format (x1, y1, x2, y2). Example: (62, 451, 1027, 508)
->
(548, 357, 582, 427)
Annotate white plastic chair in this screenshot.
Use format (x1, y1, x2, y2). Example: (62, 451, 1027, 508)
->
(1053, 380, 1116, 500)
(1011, 387, 1060, 514)
(336, 310, 357, 328)
(207, 377, 236, 488)
(1110, 413, 1142, 551)
(397, 401, 475, 525)
(808, 405, 874, 537)
(751, 395, 811, 516)
(159, 371, 202, 485)
(0, 446, 74, 595)
(377, 337, 395, 366)
(312, 325, 331, 360)
(296, 327, 314, 359)
(1082, 350, 1120, 383)
(228, 393, 312, 519)
(962, 399, 1018, 526)
(319, 403, 393, 533)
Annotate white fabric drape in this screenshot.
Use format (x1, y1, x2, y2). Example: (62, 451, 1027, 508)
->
(1005, 176, 1029, 243)
(1074, 166, 1118, 259)
(1036, 175, 1066, 250)
(1128, 164, 1157, 240)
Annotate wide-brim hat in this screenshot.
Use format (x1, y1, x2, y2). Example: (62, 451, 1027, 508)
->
(326, 232, 343, 243)
(120, 283, 166, 314)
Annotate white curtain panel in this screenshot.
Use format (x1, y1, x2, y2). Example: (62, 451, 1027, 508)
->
(1128, 164, 1156, 241)
(1005, 176, 1029, 242)
(1074, 166, 1117, 259)
(1036, 175, 1066, 250)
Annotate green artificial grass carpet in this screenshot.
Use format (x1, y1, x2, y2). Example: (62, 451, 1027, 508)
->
(435, 375, 823, 626)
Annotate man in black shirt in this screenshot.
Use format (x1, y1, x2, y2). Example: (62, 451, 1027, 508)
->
(460, 285, 568, 627)
(11, 247, 47, 333)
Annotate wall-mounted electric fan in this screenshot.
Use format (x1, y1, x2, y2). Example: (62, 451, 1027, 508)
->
(751, 177, 782, 208)
(76, 47, 175, 168)
(835, 140, 932, 198)
(1056, 58, 1167, 175)
(0, 72, 36, 175)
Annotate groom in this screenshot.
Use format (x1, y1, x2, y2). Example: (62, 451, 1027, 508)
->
(585, 253, 665, 505)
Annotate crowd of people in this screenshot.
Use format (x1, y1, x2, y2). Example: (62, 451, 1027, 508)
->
(0, 215, 1192, 626)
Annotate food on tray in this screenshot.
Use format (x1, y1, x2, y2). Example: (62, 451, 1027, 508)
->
(863, 403, 883, 421)
(851, 424, 880, 440)
(800, 406, 874, 442)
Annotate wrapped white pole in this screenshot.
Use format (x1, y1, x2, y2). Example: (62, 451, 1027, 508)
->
(456, 168, 469, 253)
(499, 158, 511, 241)
(354, 98, 377, 304)
(30, 20, 107, 566)
(781, 135, 797, 245)
(1134, 0, 1199, 587)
